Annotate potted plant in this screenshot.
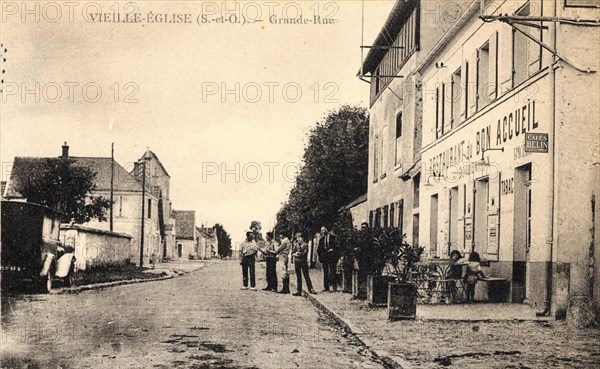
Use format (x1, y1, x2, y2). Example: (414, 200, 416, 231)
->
(337, 230, 355, 293)
(367, 228, 401, 307)
(351, 227, 375, 300)
(387, 237, 424, 320)
(333, 211, 355, 293)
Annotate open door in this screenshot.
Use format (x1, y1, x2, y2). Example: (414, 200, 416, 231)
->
(512, 164, 531, 303)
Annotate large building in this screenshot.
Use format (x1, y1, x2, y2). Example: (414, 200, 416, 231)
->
(360, 0, 471, 246)
(419, 0, 599, 319)
(363, 0, 599, 320)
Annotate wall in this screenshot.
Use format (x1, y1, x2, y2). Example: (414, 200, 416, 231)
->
(176, 239, 196, 259)
(349, 201, 368, 228)
(553, 2, 600, 319)
(60, 225, 132, 271)
(86, 190, 161, 266)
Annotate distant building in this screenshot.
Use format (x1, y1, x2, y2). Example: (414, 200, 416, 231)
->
(173, 210, 197, 259)
(132, 150, 177, 261)
(4, 143, 161, 266)
(197, 226, 218, 259)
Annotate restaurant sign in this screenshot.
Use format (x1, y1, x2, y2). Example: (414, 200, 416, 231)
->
(524, 133, 549, 153)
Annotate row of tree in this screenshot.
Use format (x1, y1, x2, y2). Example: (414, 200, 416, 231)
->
(274, 105, 369, 237)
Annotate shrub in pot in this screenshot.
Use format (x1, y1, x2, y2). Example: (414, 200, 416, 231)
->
(352, 227, 375, 300)
(387, 236, 424, 320)
(367, 228, 402, 307)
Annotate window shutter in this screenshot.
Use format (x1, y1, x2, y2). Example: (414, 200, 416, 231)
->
(489, 31, 499, 101)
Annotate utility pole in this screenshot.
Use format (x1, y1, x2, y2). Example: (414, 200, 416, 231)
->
(140, 158, 147, 268)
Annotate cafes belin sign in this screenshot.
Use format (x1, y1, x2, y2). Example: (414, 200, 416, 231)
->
(524, 132, 549, 153)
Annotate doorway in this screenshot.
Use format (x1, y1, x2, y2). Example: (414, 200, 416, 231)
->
(430, 194, 439, 257)
(474, 177, 489, 253)
(449, 187, 459, 254)
(513, 164, 531, 303)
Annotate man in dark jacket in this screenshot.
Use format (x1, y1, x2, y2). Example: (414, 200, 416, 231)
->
(317, 226, 339, 292)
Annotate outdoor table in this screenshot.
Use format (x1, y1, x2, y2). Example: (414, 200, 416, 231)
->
(412, 259, 468, 304)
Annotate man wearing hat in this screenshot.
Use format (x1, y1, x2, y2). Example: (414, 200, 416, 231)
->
(240, 231, 258, 290)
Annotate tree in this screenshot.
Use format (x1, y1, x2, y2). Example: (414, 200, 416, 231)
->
(13, 157, 110, 223)
(276, 105, 369, 236)
(213, 223, 232, 257)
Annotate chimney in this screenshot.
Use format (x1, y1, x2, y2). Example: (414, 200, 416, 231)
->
(62, 142, 69, 158)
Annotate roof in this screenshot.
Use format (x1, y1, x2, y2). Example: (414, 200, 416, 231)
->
(339, 193, 368, 212)
(360, 0, 418, 75)
(173, 210, 196, 240)
(140, 150, 170, 177)
(4, 156, 144, 199)
(196, 226, 217, 240)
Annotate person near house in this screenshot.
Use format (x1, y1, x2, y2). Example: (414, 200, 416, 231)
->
(259, 232, 278, 292)
(240, 231, 258, 290)
(292, 232, 316, 296)
(317, 226, 339, 292)
(465, 251, 486, 303)
(275, 232, 292, 294)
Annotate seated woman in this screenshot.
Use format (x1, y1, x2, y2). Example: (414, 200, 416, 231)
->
(464, 251, 487, 303)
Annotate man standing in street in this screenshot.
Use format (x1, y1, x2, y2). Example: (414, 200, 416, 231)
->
(292, 232, 316, 296)
(260, 232, 278, 292)
(240, 231, 258, 290)
(317, 226, 339, 292)
(275, 232, 292, 294)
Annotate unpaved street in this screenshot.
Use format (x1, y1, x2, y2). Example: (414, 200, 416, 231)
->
(1, 260, 384, 369)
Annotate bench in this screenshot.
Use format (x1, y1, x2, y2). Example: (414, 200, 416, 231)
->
(479, 277, 510, 303)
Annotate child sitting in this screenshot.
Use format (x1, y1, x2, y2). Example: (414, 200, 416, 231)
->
(465, 251, 486, 303)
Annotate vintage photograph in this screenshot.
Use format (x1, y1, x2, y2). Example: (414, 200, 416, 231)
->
(1, 0, 599, 368)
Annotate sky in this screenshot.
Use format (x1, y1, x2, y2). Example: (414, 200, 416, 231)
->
(0, 0, 396, 243)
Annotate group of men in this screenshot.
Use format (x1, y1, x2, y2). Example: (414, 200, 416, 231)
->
(239, 226, 340, 296)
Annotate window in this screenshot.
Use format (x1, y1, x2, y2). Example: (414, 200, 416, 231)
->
(395, 112, 403, 139)
(477, 42, 490, 110)
(435, 87, 440, 139)
(512, 2, 542, 88)
(373, 133, 379, 182)
(390, 203, 395, 228)
(464, 61, 470, 120)
(395, 113, 403, 166)
(375, 208, 382, 228)
(119, 196, 123, 217)
(412, 214, 420, 248)
(380, 127, 388, 178)
(451, 68, 462, 126)
(369, 211, 374, 228)
(441, 82, 446, 135)
(147, 199, 152, 218)
(413, 174, 420, 209)
(397, 199, 404, 237)
(383, 205, 389, 227)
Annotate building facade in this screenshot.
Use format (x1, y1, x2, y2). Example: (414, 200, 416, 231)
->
(173, 210, 197, 259)
(361, 0, 471, 245)
(132, 150, 177, 261)
(416, 0, 598, 319)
